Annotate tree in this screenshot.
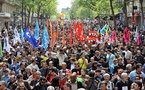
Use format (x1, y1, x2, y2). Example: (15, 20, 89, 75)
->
(139, 0, 144, 27)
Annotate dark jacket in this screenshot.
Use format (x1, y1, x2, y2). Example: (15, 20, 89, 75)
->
(87, 78, 98, 90)
(33, 83, 47, 90)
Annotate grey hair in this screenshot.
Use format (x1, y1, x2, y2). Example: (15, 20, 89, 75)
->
(0, 81, 5, 86)
(121, 73, 128, 78)
(47, 86, 55, 90)
(126, 64, 132, 70)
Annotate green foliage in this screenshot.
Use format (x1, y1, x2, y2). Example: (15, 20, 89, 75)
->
(16, 0, 57, 17)
(71, 0, 124, 18)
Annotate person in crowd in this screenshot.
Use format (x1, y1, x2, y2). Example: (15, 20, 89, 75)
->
(30, 71, 41, 89)
(0, 81, 9, 90)
(78, 54, 88, 69)
(33, 77, 47, 90)
(115, 73, 131, 90)
(1, 19, 145, 90)
(7, 75, 16, 89)
(72, 61, 81, 76)
(98, 73, 114, 90)
(39, 62, 49, 77)
(130, 63, 145, 83)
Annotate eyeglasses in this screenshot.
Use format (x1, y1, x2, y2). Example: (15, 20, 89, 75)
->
(74, 63, 78, 65)
(20, 86, 24, 87)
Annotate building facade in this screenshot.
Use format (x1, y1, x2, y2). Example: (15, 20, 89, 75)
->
(0, 0, 17, 31)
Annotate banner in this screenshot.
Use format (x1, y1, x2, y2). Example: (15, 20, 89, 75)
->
(88, 31, 98, 38)
(87, 38, 97, 45)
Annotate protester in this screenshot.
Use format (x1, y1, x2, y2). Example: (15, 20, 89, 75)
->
(0, 19, 145, 90)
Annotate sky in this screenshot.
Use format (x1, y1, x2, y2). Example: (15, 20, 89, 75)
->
(57, 0, 72, 13)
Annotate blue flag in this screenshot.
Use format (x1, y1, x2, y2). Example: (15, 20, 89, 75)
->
(34, 19, 40, 40)
(101, 25, 107, 35)
(143, 25, 145, 31)
(21, 26, 24, 44)
(41, 25, 50, 50)
(24, 28, 39, 47)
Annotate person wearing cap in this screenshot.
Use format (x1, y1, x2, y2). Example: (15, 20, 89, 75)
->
(94, 51, 100, 61)
(98, 73, 114, 90)
(97, 63, 103, 70)
(95, 69, 103, 82)
(1, 68, 10, 86)
(60, 62, 68, 79)
(106, 49, 115, 67)
(99, 56, 109, 71)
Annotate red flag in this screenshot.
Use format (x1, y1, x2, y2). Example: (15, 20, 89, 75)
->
(79, 21, 83, 41)
(137, 34, 141, 45)
(111, 30, 116, 41)
(75, 21, 79, 36)
(70, 26, 73, 45)
(63, 22, 65, 46)
(123, 27, 130, 43)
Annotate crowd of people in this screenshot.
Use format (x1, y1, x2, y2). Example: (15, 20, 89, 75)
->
(0, 20, 145, 90)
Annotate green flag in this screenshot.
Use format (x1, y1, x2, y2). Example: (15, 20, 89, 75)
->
(0, 42, 3, 57)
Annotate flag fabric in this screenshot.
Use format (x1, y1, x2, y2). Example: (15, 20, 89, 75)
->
(137, 34, 141, 45)
(111, 30, 116, 41)
(134, 28, 138, 41)
(24, 28, 39, 47)
(13, 27, 21, 45)
(75, 21, 79, 36)
(3, 34, 10, 53)
(143, 25, 145, 31)
(34, 19, 40, 40)
(50, 20, 53, 47)
(21, 26, 24, 44)
(63, 21, 65, 46)
(56, 19, 59, 41)
(46, 19, 49, 33)
(123, 27, 130, 43)
(70, 26, 73, 45)
(41, 25, 50, 50)
(0, 42, 3, 57)
(101, 25, 107, 35)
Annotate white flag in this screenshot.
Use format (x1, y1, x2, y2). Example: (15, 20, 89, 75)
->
(13, 27, 21, 45)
